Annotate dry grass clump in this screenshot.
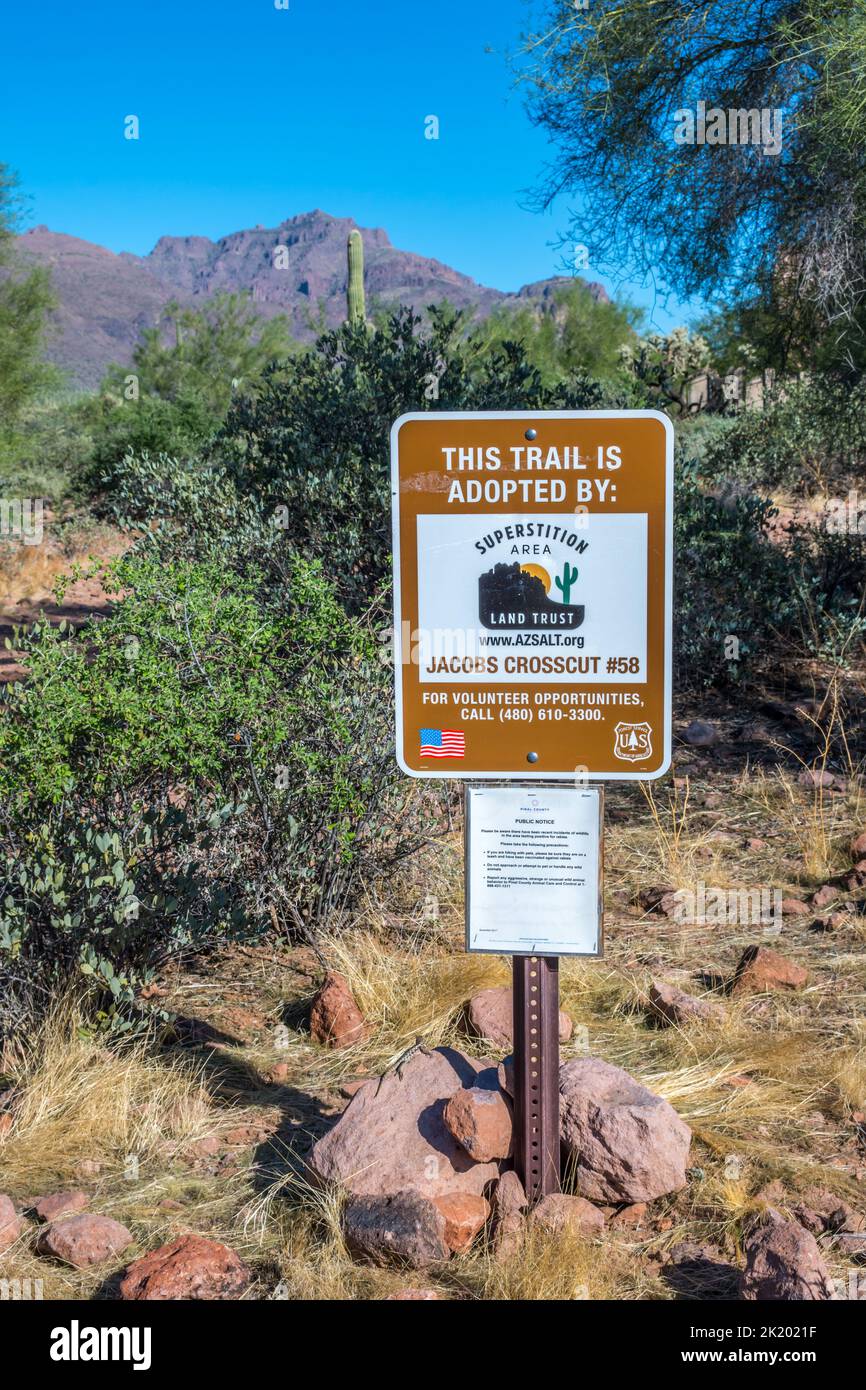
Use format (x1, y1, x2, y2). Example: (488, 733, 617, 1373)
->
(0, 1004, 215, 1191)
(835, 1034, 866, 1115)
(470, 1223, 634, 1301)
(304, 925, 508, 1088)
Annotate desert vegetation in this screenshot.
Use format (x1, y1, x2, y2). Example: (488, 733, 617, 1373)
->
(1, 90, 865, 1303)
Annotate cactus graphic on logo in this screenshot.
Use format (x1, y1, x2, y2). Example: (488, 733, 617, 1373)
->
(554, 561, 578, 604)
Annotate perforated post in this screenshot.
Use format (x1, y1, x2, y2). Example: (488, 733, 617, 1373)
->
(512, 954, 561, 1202)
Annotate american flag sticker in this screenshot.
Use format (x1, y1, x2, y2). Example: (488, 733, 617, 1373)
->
(419, 728, 465, 758)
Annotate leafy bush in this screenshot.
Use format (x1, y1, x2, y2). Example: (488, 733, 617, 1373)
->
(674, 465, 799, 689)
(674, 459, 866, 689)
(0, 798, 245, 1040)
(0, 551, 435, 1035)
(213, 307, 613, 607)
(700, 376, 866, 493)
(79, 392, 220, 500)
(466, 281, 642, 386)
(784, 524, 866, 661)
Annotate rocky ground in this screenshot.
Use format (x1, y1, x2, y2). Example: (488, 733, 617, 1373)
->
(0, 514, 124, 682)
(1, 693, 865, 1300)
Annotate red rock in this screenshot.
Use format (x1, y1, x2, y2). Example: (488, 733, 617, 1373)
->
(37, 1214, 132, 1268)
(265, 1062, 289, 1084)
(224, 1125, 267, 1145)
(386, 1288, 441, 1299)
(497, 1056, 514, 1097)
(308, 1047, 505, 1201)
(609, 1202, 647, 1230)
(745, 837, 767, 850)
(0, 1194, 23, 1253)
(344, 1190, 450, 1269)
(560, 1057, 691, 1203)
(730, 946, 808, 996)
(490, 1170, 527, 1258)
(836, 1233, 866, 1261)
(798, 769, 836, 789)
(648, 980, 725, 1027)
(811, 884, 839, 909)
(119, 1234, 250, 1300)
(340, 1078, 368, 1099)
(740, 1209, 834, 1300)
(185, 1135, 221, 1161)
(780, 898, 810, 917)
(638, 885, 679, 916)
(812, 912, 849, 932)
(852, 831, 866, 860)
(33, 1191, 89, 1222)
(309, 972, 368, 1049)
(467, 987, 572, 1050)
(443, 1085, 513, 1162)
(796, 1187, 861, 1233)
(431, 1192, 489, 1253)
(0, 1113, 12, 1139)
(530, 1193, 605, 1237)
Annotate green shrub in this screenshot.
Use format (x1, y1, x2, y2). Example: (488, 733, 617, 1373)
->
(214, 307, 612, 607)
(700, 376, 866, 493)
(79, 391, 220, 501)
(673, 465, 798, 689)
(0, 551, 434, 1034)
(674, 460, 866, 689)
(0, 798, 245, 1040)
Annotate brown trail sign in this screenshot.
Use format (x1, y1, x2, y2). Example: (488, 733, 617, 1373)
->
(390, 411, 674, 1201)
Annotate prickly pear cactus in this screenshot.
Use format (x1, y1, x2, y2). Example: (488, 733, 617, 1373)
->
(554, 562, 578, 603)
(346, 229, 366, 327)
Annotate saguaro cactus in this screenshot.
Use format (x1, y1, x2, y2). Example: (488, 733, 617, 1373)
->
(554, 562, 578, 603)
(346, 229, 366, 327)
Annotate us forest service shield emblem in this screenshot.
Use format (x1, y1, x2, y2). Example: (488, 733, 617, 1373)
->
(614, 721, 653, 762)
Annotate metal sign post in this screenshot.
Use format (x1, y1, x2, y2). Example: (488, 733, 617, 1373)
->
(390, 410, 673, 1207)
(513, 954, 561, 1199)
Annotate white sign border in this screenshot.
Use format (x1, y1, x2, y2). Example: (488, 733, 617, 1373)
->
(390, 409, 674, 781)
(464, 782, 604, 958)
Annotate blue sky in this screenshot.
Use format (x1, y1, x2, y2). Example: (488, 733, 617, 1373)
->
(1, 0, 696, 330)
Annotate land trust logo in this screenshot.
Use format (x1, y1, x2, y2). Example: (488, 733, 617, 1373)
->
(479, 560, 585, 632)
(474, 522, 589, 632)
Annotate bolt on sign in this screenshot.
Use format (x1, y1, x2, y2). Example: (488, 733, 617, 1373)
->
(390, 411, 673, 778)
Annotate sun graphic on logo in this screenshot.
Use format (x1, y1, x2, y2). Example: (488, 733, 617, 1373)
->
(520, 563, 551, 592)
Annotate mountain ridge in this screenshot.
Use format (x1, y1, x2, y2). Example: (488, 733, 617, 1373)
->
(14, 210, 609, 390)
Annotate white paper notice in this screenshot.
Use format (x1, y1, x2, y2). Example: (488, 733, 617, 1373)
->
(466, 785, 602, 956)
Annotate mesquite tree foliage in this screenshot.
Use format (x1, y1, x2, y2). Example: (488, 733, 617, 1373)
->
(521, 0, 866, 361)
